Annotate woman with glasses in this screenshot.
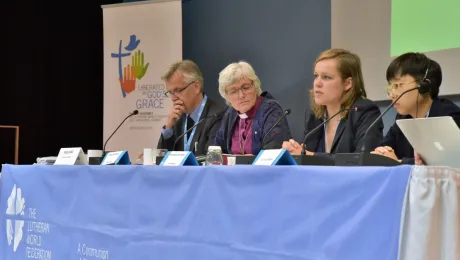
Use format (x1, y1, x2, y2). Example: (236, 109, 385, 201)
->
(214, 61, 292, 155)
(282, 48, 383, 157)
(372, 52, 460, 165)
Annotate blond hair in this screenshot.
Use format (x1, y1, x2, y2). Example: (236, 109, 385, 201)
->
(309, 48, 367, 119)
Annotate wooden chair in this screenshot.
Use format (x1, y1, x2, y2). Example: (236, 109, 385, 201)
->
(0, 125, 19, 164)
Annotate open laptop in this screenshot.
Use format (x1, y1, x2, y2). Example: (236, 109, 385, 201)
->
(396, 116, 460, 168)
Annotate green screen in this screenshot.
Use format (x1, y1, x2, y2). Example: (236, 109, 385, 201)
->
(391, 0, 460, 56)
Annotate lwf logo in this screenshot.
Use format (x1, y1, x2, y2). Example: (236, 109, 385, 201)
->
(111, 34, 150, 97)
(5, 184, 26, 252)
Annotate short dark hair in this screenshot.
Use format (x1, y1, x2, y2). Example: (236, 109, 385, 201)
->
(386, 52, 442, 99)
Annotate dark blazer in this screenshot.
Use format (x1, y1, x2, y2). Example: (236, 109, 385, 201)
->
(304, 98, 384, 156)
(380, 98, 460, 164)
(157, 96, 226, 155)
(214, 91, 292, 154)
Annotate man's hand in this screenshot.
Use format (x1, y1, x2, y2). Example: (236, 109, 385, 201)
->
(165, 100, 185, 129)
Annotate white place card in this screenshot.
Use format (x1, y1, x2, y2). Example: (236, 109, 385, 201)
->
(101, 151, 130, 165)
(253, 149, 284, 165)
(253, 149, 297, 166)
(54, 147, 88, 165)
(160, 151, 199, 166)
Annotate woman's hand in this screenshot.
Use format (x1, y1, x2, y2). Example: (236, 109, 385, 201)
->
(414, 152, 425, 165)
(371, 146, 401, 162)
(282, 139, 314, 155)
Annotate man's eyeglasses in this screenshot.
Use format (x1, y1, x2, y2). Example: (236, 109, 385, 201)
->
(164, 81, 195, 97)
(226, 83, 253, 97)
(385, 80, 417, 96)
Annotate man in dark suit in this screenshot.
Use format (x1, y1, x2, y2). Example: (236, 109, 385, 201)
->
(372, 52, 460, 164)
(157, 60, 225, 155)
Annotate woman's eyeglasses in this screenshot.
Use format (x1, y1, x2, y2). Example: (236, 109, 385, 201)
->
(226, 83, 253, 97)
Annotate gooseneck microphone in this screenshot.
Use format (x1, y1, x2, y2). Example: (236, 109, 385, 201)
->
(103, 109, 139, 156)
(173, 113, 219, 151)
(300, 107, 357, 155)
(262, 109, 291, 147)
(361, 86, 419, 152)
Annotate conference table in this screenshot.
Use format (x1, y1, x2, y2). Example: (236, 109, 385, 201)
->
(0, 164, 458, 260)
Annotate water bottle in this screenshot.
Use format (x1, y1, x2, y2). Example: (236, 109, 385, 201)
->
(206, 146, 223, 165)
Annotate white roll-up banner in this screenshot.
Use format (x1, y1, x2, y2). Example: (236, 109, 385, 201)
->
(102, 0, 181, 160)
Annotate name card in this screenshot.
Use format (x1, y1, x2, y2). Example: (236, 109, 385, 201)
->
(54, 147, 88, 165)
(160, 151, 199, 166)
(253, 149, 297, 166)
(101, 151, 131, 165)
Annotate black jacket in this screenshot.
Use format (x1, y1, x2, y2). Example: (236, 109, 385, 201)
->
(157, 96, 226, 155)
(304, 98, 384, 156)
(380, 98, 460, 164)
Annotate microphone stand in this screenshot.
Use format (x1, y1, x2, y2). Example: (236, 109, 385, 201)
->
(102, 110, 139, 157)
(361, 86, 418, 152)
(172, 114, 218, 152)
(301, 108, 348, 155)
(261, 109, 291, 148)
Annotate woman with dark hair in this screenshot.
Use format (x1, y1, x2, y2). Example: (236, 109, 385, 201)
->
(372, 52, 460, 165)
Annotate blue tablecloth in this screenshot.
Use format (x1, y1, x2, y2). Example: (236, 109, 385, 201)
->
(0, 164, 412, 260)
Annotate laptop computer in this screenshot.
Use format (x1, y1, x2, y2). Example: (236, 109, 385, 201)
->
(396, 116, 460, 168)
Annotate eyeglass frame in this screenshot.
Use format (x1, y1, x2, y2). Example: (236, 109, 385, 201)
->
(225, 81, 254, 97)
(385, 80, 418, 97)
(164, 81, 196, 97)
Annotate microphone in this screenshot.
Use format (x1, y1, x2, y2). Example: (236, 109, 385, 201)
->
(361, 86, 418, 152)
(103, 109, 139, 156)
(300, 107, 357, 155)
(262, 109, 291, 148)
(173, 113, 220, 152)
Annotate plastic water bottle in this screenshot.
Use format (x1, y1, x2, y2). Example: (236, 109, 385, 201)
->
(206, 146, 223, 165)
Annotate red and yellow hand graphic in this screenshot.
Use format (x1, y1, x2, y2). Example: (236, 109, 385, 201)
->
(119, 64, 136, 94)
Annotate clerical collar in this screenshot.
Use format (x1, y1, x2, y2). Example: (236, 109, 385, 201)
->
(236, 97, 263, 119)
(238, 113, 248, 119)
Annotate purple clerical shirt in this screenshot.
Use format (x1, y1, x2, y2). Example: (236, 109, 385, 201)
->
(230, 97, 263, 154)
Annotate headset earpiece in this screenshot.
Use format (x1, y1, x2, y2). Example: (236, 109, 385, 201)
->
(418, 60, 431, 94)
